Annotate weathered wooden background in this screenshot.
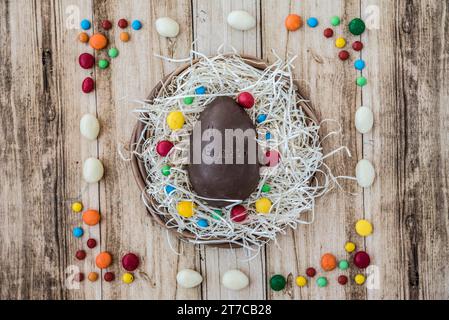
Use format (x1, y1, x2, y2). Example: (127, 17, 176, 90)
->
(1, 0, 448, 300)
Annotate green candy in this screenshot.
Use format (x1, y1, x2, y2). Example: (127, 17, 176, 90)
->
(338, 260, 349, 270)
(316, 276, 328, 287)
(161, 165, 171, 176)
(330, 16, 340, 26)
(212, 209, 222, 220)
(261, 184, 271, 193)
(269, 274, 286, 291)
(349, 18, 366, 35)
(356, 76, 367, 87)
(184, 96, 194, 105)
(98, 59, 109, 69)
(108, 48, 119, 58)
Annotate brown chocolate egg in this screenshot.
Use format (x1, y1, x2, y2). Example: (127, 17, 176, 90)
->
(187, 96, 260, 207)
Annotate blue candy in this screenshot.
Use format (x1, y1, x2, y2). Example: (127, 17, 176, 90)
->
(131, 20, 142, 30)
(197, 219, 209, 228)
(354, 59, 366, 70)
(307, 17, 319, 28)
(165, 185, 176, 195)
(73, 227, 84, 238)
(256, 114, 267, 124)
(265, 132, 271, 140)
(80, 19, 91, 30)
(195, 86, 206, 95)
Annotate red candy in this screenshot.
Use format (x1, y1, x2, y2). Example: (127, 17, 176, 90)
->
(338, 275, 348, 285)
(237, 92, 255, 109)
(118, 19, 128, 29)
(306, 267, 316, 277)
(353, 251, 371, 268)
(102, 20, 112, 30)
(82, 77, 95, 94)
(338, 50, 350, 61)
(231, 205, 247, 222)
(352, 41, 364, 51)
(87, 238, 97, 249)
(79, 53, 95, 69)
(75, 250, 86, 260)
(104, 272, 115, 282)
(156, 140, 174, 157)
(122, 253, 139, 271)
(74, 272, 85, 282)
(265, 150, 281, 167)
(323, 28, 334, 38)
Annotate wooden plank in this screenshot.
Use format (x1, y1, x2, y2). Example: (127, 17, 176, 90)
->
(192, 0, 266, 300)
(262, 0, 364, 299)
(92, 0, 200, 299)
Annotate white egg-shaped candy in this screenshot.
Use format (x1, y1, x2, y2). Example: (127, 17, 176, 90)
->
(355, 106, 374, 134)
(155, 17, 180, 38)
(356, 159, 375, 188)
(222, 269, 249, 291)
(227, 11, 256, 31)
(83, 158, 104, 183)
(80, 114, 100, 140)
(176, 269, 203, 288)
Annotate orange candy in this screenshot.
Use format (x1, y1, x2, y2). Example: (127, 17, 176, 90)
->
(82, 209, 101, 226)
(120, 32, 130, 42)
(320, 253, 337, 271)
(79, 32, 89, 43)
(89, 33, 108, 50)
(96, 252, 112, 269)
(285, 14, 302, 31)
(88, 272, 99, 282)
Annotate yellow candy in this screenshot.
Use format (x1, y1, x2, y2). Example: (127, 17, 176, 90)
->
(355, 219, 373, 237)
(295, 276, 307, 287)
(335, 37, 346, 48)
(255, 198, 272, 214)
(177, 201, 196, 218)
(71, 202, 83, 213)
(345, 241, 356, 253)
(167, 111, 185, 131)
(354, 274, 365, 285)
(122, 272, 134, 284)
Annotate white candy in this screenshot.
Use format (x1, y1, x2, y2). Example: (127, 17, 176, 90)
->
(356, 159, 375, 188)
(80, 114, 100, 140)
(227, 11, 256, 31)
(355, 106, 373, 134)
(83, 158, 104, 183)
(176, 269, 203, 288)
(155, 17, 180, 38)
(222, 269, 249, 291)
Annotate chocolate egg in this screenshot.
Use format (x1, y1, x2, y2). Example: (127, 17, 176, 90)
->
(188, 97, 260, 207)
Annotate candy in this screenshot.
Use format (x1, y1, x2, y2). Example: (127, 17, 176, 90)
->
(156, 140, 174, 157)
(321, 253, 337, 271)
(349, 18, 366, 35)
(355, 106, 374, 134)
(71, 202, 83, 213)
(230, 205, 247, 222)
(87, 238, 97, 249)
(122, 253, 139, 271)
(74, 273, 85, 282)
(122, 273, 134, 284)
(354, 251, 371, 268)
(261, 184, 271, 193)
(177, 201, 196, 218)
(165, 185, 176, 195)
(256, 114, 267, 123)
(167, 111, 185, 130)
(295, 276, 307, 287)
(183, 96, 194, 105)
(356, 159, 375, 188)
(79, 53, 95, 69)
(354, 59, 366, 70)
(335, 37, 346, 48)
(89, 33, 108, 50)
(338, 260, 349, 270)
(82, 209, 101, 226)
(265, 132, 271, 140)
(120, 32, 130, 42)
(96, 252, 112, 269)
(307, 17, 319, 28)
(73, 227, 84, 238)
(285, 14, 302, 31)
(306, 267, 316, 277)
(269, 274, 286, 291)
(83, 157, 104, 183)
(345, 241, 356, 253)
(237, 92, 255, 109)
(356, 76, 367, 87)
(132, 20, 142, 30)
(76, 250, 86, 260)
(108, 47, 119, 58)
(323, 28, 334, 38)
(98, 59, 109, 69)
(265, 150, 280, 167)
(80, 19, 91, 30)
(104, 272, 115, 282)
(88, 272, 98, 282)
(330, 16, 341, 26)
(82, 77, 95, 93)
(80, 114, 100, 140)
(177, 269, 203, 288)
(161, 165, 171, 176)
(195, 86, 206, 95)
(227, 10, 256, 31)
(155, 17, 180, 37)
(212, 209, 222, 220)
(101, 20, 112, 30)
(356, 219, 373, 236)
(354, 274, 365, 285)
(255, 198, 272, 214)
(316, 276, 328, 287)
(352, 41, 364, 51)
(338, 275, 348, 285)
(118, 19, 128, 29)
(197, 219, 209, 228)
(79, 32, 89, 43)
(222, 270, 249, 291)
(338, 50, 350, 61)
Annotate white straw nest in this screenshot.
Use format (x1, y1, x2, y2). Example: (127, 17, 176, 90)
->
(133, 50, 338, 253)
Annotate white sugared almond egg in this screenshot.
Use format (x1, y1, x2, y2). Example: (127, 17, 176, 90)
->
(356, 159, 375, 188)
(155, 17, 180, 38)
(83, 157, 104, 183)
(355, 106, 374, 134)
(222, 269, 249, 291)
(227, 11, 256, 31)
(176, 269, 203, 288)
(80, 114, 100, 140)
